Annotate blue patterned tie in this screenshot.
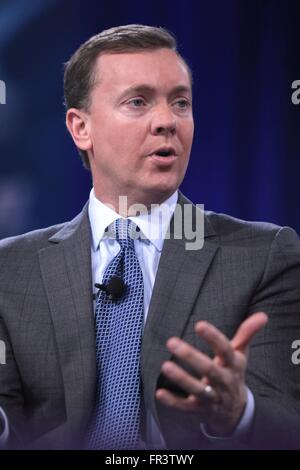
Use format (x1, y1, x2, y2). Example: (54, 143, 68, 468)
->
(87, 218, 144, 449)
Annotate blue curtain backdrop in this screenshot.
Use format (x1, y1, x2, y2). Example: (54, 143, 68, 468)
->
(0, 0, 299, 238)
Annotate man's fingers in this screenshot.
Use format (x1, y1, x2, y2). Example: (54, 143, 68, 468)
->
(156, 388, 198, 412)
(194, 321, 235, 366)
(155, 388, 215, 413)
(160, 360, 221, 400)
(166, 337, 226, 386)
(230, 312, 268, 352)
(161, 361, 205, 397)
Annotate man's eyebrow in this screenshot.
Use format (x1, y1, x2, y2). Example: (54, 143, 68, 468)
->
(118, 84, 192, 99)
(169, 85, 192, 97)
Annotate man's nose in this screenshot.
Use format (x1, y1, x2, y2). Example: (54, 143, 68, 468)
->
(150, 104, 177, 136)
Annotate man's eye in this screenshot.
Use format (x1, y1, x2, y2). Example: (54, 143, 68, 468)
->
(174, 99, 190, 109)
(127, 98, 146, 107)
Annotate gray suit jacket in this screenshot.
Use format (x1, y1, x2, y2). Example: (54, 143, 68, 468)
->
(0, 193, 300, 449)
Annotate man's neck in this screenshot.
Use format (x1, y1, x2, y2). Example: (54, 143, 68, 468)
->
(93, 189, 176, 217)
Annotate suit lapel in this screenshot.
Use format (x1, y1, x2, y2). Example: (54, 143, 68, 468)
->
(141, 195, 219, 424)
(38, 205, 96, 433)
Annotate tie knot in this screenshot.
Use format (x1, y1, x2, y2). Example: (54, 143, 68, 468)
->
(110, 218, 140, 250)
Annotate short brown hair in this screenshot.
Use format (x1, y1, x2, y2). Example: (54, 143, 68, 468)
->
(63, 24, 192, 169)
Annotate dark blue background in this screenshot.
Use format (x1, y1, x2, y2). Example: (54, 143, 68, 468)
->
(0, 0, 299, 238)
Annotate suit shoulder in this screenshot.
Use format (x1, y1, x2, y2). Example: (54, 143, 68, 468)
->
(204, 210, 299, 244)
(0, 222, 67, 253)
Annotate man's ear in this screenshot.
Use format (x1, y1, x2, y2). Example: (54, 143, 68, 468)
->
(65, 108, 92, 152)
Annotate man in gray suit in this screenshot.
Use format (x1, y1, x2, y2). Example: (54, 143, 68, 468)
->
(0, 24, 300, 450)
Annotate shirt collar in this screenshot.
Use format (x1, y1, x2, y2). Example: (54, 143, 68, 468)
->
(88, 188, 178, 252)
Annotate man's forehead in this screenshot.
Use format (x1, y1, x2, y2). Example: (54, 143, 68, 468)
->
(94, 49, 191, 91)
